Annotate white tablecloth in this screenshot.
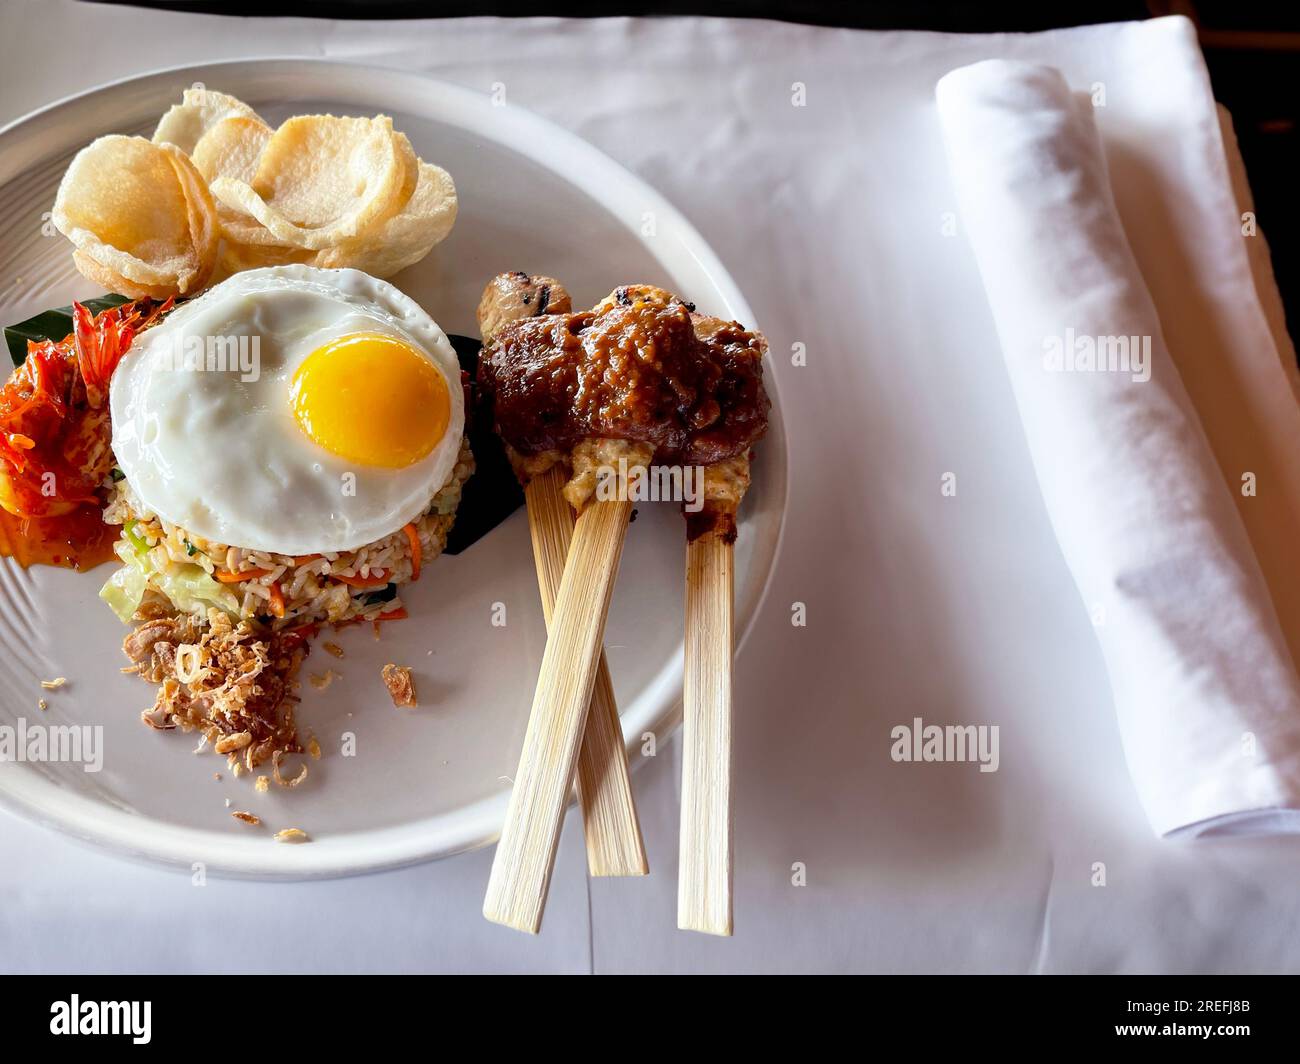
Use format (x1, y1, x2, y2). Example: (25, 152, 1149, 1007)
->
(3, 1, 1300, 973)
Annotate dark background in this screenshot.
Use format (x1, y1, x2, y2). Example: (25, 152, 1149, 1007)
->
(98, 1, 1300, 337)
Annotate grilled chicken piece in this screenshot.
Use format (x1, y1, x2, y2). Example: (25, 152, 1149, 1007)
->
(476, 271, 572, 341)
(477, 273, 574, 484)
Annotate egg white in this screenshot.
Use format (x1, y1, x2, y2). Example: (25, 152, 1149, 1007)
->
(109, 265, 465, 555)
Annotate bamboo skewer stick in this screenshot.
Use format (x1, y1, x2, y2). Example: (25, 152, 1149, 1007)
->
(484, 497, 634, 933)
(678, 517, 736, 936)
(525, 467, 647, 877)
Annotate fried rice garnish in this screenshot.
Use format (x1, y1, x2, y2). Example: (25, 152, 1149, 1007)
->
(308, 669, 338, 691)
(381, 663, 417, 708)
(272, 749, 309, 788)
(123, 607, 307, 770)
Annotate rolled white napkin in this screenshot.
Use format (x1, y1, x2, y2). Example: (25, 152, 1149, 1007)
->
(935, 59, 1300, 837)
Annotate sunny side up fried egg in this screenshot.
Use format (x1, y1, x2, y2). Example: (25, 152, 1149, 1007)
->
(110, 265, 465, 555)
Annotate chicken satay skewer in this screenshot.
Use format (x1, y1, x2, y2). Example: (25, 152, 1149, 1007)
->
(476, 274, 647, 879)
(679, 456, 749, 937)
(479, 285, 768, 934)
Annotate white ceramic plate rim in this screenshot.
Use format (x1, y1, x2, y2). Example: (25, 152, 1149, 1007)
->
(0, 58, 789, 879)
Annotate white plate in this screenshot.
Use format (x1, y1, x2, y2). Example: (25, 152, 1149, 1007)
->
(0, 60, 787, 878)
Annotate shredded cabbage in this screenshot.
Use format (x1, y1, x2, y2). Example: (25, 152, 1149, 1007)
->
(98, 556, 148, 622)
(98, 537, 240, 623)
(159, 561, 241, 618)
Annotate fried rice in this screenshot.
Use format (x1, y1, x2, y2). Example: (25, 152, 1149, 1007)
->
(102, 435, 474, 631)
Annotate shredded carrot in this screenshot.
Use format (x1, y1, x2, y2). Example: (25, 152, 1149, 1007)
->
(372, 605, 408, 635)
(216, 567, 274, 584)
(268, 582, 286, 618)
(282, 622, 319, 645)
(334, 569, 389, 588)
(292, 554, 321, 565)
(402, 523, 421, 580)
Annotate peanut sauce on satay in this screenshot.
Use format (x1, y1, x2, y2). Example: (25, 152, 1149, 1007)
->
(477, 286, 769, 466)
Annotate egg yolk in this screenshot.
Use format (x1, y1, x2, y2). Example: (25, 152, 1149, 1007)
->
(290, 333, 449, 468)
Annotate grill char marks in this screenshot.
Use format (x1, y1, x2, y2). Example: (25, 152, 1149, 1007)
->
(475, 271, 573, 341)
